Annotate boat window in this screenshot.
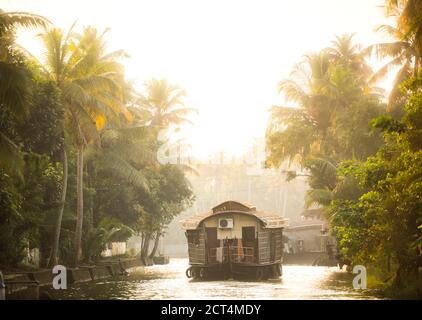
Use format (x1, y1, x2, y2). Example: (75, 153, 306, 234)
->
(188, 231, 200, 246)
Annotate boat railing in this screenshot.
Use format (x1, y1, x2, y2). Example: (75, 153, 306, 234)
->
(208, 246, 255, 263)
(208, 247, 228, 263)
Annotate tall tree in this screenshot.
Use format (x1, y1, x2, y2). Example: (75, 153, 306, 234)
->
(38, 25, 131, 266)
(325, 33, 372, 82)
(136, 79, 196, 258)
(266, 35, 384, 217)
(365, 0, 421, 109)
(329, 72, 422, 290)
(137, 78, 196, 135)
(266, 39, 382, 168)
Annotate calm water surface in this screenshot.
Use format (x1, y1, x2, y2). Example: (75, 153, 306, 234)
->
(45, 258, 382, 300)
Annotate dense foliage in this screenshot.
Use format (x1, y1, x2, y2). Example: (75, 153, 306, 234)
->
(0, 10, 194, 268)
(265, 1, 421, 295)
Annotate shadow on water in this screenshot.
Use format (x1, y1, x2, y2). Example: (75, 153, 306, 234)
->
(34, 259, 384, 300)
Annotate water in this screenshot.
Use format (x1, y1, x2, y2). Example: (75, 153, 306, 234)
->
(42, 259, 382, 300)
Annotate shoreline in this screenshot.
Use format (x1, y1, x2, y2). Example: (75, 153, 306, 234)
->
(3, 258, 146, 298)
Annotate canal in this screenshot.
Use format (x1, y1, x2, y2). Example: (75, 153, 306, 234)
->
(43, 259, 383, 300)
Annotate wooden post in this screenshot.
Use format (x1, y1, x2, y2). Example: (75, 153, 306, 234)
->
(202, 224, 208, 264)
(227, 242, 232, 275)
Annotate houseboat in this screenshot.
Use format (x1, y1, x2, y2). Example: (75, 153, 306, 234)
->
(181, 200, 287, 280)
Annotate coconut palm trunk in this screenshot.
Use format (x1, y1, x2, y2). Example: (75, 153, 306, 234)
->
(48, 148, 68, 267)
(140, 232, 151, 260)
(73, 144, 84, 267)
(149, 231, 161, 258)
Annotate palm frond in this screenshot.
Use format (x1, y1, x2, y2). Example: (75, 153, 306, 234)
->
(0, 10, 51, 35)
(364, 41, 407, 60)
(387, 60, 412, 109)
(374, 24, 402, 38)
(0, 132, 24, 178)
(369, 56, 405, 85)
(305, 188, 333, 208)
(0, 61, 31, 118)
(278, 79, 308, 105)
(101, 152, 150, 191)
(166, 90, 187, 109)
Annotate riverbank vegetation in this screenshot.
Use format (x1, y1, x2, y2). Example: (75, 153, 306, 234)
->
(265, 0, 421, 297)
(0, 10, 194, 268)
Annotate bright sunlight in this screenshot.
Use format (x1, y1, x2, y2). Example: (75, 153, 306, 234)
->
(2, 0, 390, 158)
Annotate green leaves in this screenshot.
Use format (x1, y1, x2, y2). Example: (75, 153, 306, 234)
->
(0, 11, 198, 267)
(101, 152, 150, 191)
(371, 115, 406, 133)
(305, 188, 333, 208)
(83, 217, 134, 261)
(266, 11, 421, 290)
(327, 71, 422, 288)
(0, 132, 24, 179)
(39, 25, 131, 148)
(266, 34, 385, 171)
(0, 61, 31, 119)
(0, 10, 50, 36)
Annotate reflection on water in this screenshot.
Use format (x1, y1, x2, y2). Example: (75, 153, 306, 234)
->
(45, 259, 382, 300)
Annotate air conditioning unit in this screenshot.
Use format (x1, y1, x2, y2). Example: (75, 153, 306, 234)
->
(218, 218, 233, 229)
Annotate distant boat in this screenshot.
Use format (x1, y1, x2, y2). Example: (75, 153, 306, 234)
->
(180, 200, 288, 280)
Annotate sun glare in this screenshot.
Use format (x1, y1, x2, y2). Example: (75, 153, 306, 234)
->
(2, 0, 389, 159)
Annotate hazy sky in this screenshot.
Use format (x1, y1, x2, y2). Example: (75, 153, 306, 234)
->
(1, 0, 390, 158)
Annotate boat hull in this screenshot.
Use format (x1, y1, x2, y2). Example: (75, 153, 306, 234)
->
(185, 262, 282, 281)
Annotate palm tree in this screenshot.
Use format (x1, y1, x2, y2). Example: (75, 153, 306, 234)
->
(0, 9, 50, 176)
(385, 0, 422, 48)
(136, 79, 196, 259)
(38, 25, 131, 266)
(273, 51, 336, 160)
(365, 1, 421, 109)
(137, 78, 197, 136)
(303, 157, 338, 208)
(324, 34, 373, 83)
(137, 78, 198, 179)
(268, 36, 381, 165)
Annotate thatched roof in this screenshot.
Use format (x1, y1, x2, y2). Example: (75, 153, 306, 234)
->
(181, 200, 288, 230)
